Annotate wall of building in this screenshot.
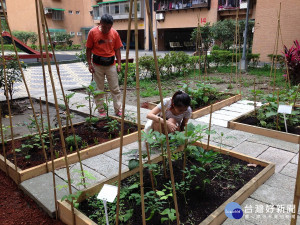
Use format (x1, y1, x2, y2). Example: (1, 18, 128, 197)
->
(252, 0, 300, 62)
(6, 0, 95, 45)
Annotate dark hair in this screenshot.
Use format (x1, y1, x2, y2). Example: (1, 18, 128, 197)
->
(171, 91, 191, 108)
(100, 14, 114, 25)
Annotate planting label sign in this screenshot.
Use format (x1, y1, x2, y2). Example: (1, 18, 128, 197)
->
(97, 184, 118, 203)
(278, 105, 293, 114)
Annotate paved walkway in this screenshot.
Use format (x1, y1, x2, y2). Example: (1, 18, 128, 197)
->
(1, 61, 299, 224)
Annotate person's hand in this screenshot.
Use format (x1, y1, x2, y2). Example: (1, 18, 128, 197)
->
(166, 121, 178, 133)
(117, 64, 121, 73)
(88, 64, 95, 73)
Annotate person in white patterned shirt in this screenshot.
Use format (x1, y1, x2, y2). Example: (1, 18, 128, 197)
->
(146, 91, 192, 133)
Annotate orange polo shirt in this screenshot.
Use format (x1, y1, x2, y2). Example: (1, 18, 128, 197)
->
(86, 26, 123, 58)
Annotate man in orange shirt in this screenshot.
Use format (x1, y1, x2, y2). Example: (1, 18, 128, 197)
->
(86, 14, 123, 117)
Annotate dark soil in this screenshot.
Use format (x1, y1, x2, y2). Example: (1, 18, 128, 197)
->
(3, 118, 138, 170)
(79, 150, 264, 224)
(239, 116, 300, 135)
(0, 169, 65, 225)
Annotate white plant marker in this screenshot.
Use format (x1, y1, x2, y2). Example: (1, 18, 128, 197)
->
(97, 184, 118, 225)
(277, 105, 293, 132)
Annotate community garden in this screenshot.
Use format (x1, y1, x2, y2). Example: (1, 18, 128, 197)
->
(0, 0, 300, 224)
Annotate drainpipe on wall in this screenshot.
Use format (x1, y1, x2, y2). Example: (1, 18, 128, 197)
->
(240, 0, 250, 72)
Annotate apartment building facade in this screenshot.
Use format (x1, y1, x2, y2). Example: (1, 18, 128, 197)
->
(3, 0, 300, 62)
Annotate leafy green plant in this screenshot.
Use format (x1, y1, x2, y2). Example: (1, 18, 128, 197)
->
(182, 81, 223, 110)
(284, 40, 300, 85)
(0, 55, 26, 102)
(65, 135, 82, 148)
(104, 119, 119, 134)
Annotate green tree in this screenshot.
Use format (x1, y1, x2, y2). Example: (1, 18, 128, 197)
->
(211, 19, 236, 50)
(238, 20, 255, 50)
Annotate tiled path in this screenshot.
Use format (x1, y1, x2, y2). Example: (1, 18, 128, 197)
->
(1, 62, 299, 224)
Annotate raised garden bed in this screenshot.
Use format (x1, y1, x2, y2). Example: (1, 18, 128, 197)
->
(228, 108, 300, 144)
(57, 141, 274, 225)
(146, 93, 241, 119)
(0, 115, 140, 184)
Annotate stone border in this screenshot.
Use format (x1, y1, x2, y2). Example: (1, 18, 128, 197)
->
(147, 94, 242, 119)
(0, 116, 141, 184)
(228, 109, 299, 144)
(57, 141, 275, 225)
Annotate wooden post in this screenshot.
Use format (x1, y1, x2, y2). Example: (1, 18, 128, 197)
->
(35, 0, 58, 218)
(254, 78, 257, 116)
(115, 0, 133, 223)
(145, 142, 155, 191)
(145, 0, 181, 223)
(159, 118, 167, 178)
(206, 105, 213, 150)
(38, 0, 75, 224)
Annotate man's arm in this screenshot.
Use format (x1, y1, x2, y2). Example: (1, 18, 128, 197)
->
(115, 47, 121, 72)
(86, 47, 95, 73)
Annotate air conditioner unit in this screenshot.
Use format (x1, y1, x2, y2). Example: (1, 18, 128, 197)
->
(44, 8, 52, 14)
(156, 13, 164, 21)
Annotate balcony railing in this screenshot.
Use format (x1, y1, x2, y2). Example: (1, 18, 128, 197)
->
(218, 0, 248, 11)
(93, 0, 144, 21)
(154, 0, 210, 12)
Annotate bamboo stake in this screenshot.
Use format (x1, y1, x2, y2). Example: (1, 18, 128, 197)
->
(254, 78, 257, 116)
(0, 10, 17, 172)
(276, 90, 280, 131)
(39, 97, 44, 133)
(237, 10, 242, 95)
(206, 105, 213, 150)
(197, 16, 201, 81)
(115, 0, 133, 223)
(145, 142, 155, 191)
(38, 1, 75, 224)
(34, 0, 58, 218)
(41, 0, 86, 188)
(182, 123, 188, 181)
(272, 4, 281, 94)
(235, 8, 240, 92)
(145, 0, 180, 223)
(159, 118, 167, 178)
(0, 108, 8, 175)
(134, 0, 146, 223)
(0, 0, 49, 173)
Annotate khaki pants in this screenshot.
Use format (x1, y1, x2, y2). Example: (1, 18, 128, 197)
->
(93, 64, 122, 113)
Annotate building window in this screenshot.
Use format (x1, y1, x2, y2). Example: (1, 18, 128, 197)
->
(93, 6, 100, 20)
(76, 11, 80, 14)
(70, 32, 75, 36)
(68, 10, 73, 14)
(52, 10, 64, 21)
(77, 32, 82, 36)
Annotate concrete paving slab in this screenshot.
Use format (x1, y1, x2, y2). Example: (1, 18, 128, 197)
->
(237, 99, 262, 107)
(291, 153, 299, 165)
(209, 113, 238, 121)
(214, 109, 243, 118)
(208, 140, 233, 150)
(264, 173, 296, 192)
(213, 130, 252, 148)
(258, 147, 295, 173)
(280, 163, 298, 178)
(222, 106, 253, 113)
(55, 162, 106, 190)
(82, 154, 127, 178)
(104, 146, 138, 166)
(251, 183, 293, 207)
(196, 117, 228, 127)
(188, 119, 209, 127)
(247, 135, 299, 153)
(20, 172, 76, 217)
(202, 125, 233, 142)
(230, 102, 256, 110)
(232, 141, 268, 158)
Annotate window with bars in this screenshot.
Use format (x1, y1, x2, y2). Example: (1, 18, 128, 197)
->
(52, 10, 64, 20)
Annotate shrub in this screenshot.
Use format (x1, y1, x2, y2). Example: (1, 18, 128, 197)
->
(65, 135, 82, 147)
(139, 55, 156, 79)
(283, 40, 300, 85)
(0, 55, 26, 101)
(119, 63, 136, 84)
(12, 31, 37, 45)
(267, 54, 285, 69)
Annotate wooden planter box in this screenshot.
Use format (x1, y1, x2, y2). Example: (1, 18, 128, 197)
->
(228, 109, 299, 144)
(57, 141, 275, 225)
(147, 94, 242, 119)
(0, 116, 141, 184)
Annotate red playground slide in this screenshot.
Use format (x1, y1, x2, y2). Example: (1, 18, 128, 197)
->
(2, 31, 52, 59)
